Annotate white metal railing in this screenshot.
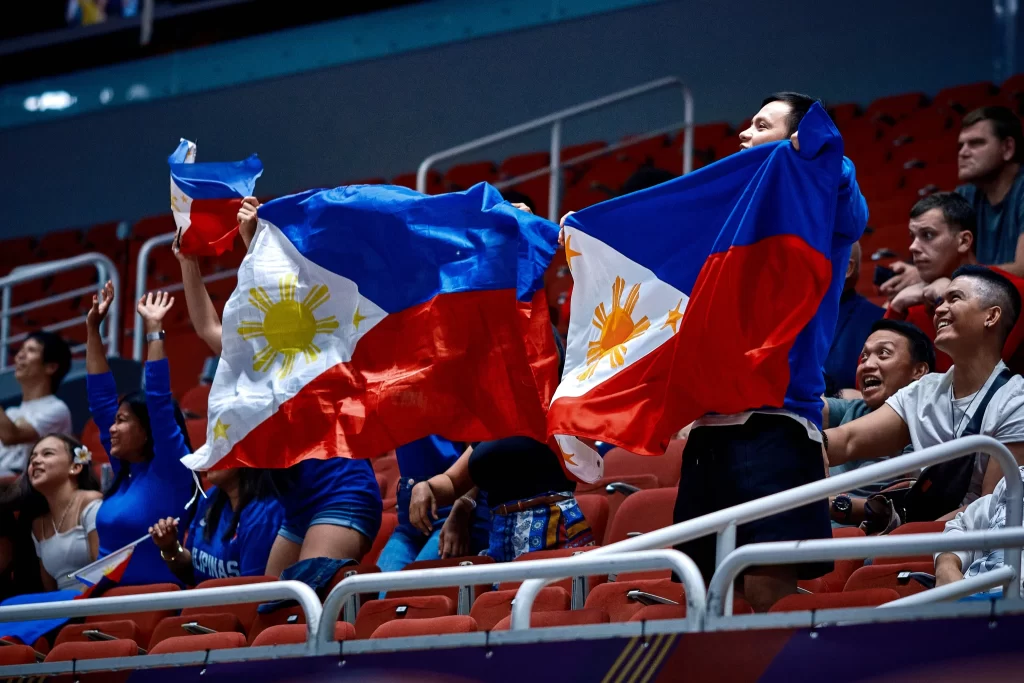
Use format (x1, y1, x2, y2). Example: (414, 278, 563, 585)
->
(511, 436, 1024, 628)
(132, 232, 237, 361)
(318, 549, 704, 649)
(0, 253, 120, 369)
(706, 528, 1024, 616)
(417, 76, 695, 222)
(881, 565, 1016, 608)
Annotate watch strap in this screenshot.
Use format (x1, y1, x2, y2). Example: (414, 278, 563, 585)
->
(145, 330, 166, 343)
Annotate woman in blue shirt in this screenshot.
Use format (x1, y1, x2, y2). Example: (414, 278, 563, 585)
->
(147, 468, 284, 584)
(86, 282, 195, 586)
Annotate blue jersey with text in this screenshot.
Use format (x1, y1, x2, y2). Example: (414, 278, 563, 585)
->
(185, 488, 284, 583)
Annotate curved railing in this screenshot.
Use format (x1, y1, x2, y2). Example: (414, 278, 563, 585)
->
(511, 435, 1023, 628)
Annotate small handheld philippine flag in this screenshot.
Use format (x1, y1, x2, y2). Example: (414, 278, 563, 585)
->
(71, 538, 137, 597)
(169, 139, 263, 257)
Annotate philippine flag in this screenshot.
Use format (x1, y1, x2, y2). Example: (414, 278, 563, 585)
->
(169, 139, 264, 256)
(552, 103, 858, 482)
(181, 183, 560, 471)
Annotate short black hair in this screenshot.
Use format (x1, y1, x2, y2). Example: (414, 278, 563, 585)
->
(869, 319, 937, 372)
(26, 331, 72, 393)
(619, 167, 677, 196)
(950, 264, 1022, 341)
(500, 189, 537, 214)
(962, 106, 1024, 163)
(909, 192, 977, 250)
(762, 92, 821, 136)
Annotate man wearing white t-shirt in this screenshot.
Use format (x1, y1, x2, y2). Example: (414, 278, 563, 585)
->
(827, 265, 1024, 512)
(0, 331, 73, 479)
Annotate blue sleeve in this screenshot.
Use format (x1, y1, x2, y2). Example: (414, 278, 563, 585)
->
(825, 397, 851, 428)
(836, 157, 868, 244)
(144, 359, 192, 476)
(236, 500, 284, 577)
(86, 371, 121, 473)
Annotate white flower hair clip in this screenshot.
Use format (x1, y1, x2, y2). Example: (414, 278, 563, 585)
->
(73, 446, 92, 465)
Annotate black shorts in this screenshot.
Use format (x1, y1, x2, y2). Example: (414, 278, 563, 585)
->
(673, 413, 833, 582)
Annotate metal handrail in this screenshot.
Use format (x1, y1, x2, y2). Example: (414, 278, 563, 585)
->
(514, 436, 1024, 614)
(880, 566, 1016, 608)
(319, 549, 704, 647)
(0, 580, 322, 643)
(132, 231, 238, 360)
(706, 528, 1024, 616)
(417, 76, 694, 221)
(0, 253, 120, 368)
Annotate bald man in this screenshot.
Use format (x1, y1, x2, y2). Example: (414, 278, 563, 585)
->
(824, 241, 884, 391)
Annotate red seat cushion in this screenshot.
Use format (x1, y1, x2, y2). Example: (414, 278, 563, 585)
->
(354, 596, 455, 640)
(493, 608, 608, 630)
(251, 622, 355, 647)
(770, 588, 901, 613)
(470, 587, 571, 631)
(55, 620, 141, 648)
(148, 631, 247, 655)
(184, 576, 278, 633)
(371, 615, 479, 639)
(0, 643, 37, 665)
(844, 561, 935, 597)
(148, 613, 244, 650)
(45, 639, 139, 661)
(87, 584, 179, 647)
(584, 578, 682, 623)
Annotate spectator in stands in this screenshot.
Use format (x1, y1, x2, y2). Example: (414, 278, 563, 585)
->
(826, 266, 1024, 513)
(826, 320, 935, 525)
(935, 466, 1024, 594)
(0, 332, 73, 480)
(148, 468, 283, 585)
(824, 241, 884, 390)
(174, 199, 382, 575)
(376, 436, 490, 573)
(86, 282, 195, 586)
(23, 435, 102, 591)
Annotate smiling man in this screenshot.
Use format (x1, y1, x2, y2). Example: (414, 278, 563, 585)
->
(827, 265, 1024, 514)
(0, 331, 73, 479)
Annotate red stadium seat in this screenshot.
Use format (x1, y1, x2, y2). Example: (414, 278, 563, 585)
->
(371, 615, 478, 639)
(186, 418, 208, 450)
(247, 605, 305, 645)
(873, 521, 946, 564)
(769, 588, 901, 613)
(677, 122, 733, 152)
(387, 556, 495, 604)
(444, 161, 498, 191)
(497, 547, 604, 594)
(500, 151, 549, 179)
(933, 81, 998, 113)
(604, 487, 677, 546)
(36, 230, 83, 260)
(865, 92, 927, 122)
(392, 171, 443, 194)
(602, 442, 683, 489)
(251, 622, 355, 647)
(180, 384, 212, 417)
(618, 134, 670, 164)
(148, 631, 247, 654)
(469, 587, 571, 631)
(85, 584, 180, 648)
(45, 638, 139, 661)
(628, 597, 755, 622)
(354, 595, 455, 640)
(584, 578, 682, 622)
(148, 613, 244, 650)
(844, 561, 935, 597)
(365, 512, 398, 567)
(799, 526, 866, 593)
(493, 608, 608, 630)
(828, 103, 863, 130)
(575, 494, 609, 546)
(55, 621, 141, 648)
(0, 643, 37, 665)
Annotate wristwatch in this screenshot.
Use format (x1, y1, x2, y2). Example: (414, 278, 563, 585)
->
(146, 330, 166, 343)
(831, 494, 853, 524)
(160, 543, 184, 562)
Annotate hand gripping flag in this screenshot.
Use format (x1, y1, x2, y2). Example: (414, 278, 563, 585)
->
(181, 183, 560, 471)
(169, 139, 263, 256)
(552, 103, 863, 482)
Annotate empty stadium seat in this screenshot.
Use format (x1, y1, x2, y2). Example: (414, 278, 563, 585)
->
(180, 384, 212, 417)
(844, 561, 935, 597)
(55, 621, 142, 648)
(933, 81, 998, 113)
(497, 546, 603, 594)
(628, 597, 755, 622)
(45, 638, 139, 662)
(246, 605, 305, 646)
(500, 151, 549, 179)
(371, 615, 478, 639)
(251, 622, 355, 647)
(444, 161, 498, 191)
(0, 643, 37, 665)
(601, 441, 683, 489)
(575, 494, 609, 545)
(354, 595, 455, 640)
(769, 588, 901, 613)
(392, 171, 443, 194)
(575, 473, 659, 535)
(387, 556, 495, 604)
(148, 631, 247, 655)
(603, 488, 678, 575)
(584, 578, 682, 622)
(184, 575, 279, 633)
(85, 584, 180, 648)
(469, 587, 571, 631)
(798, 526, 866, 593)
(492, 608, 609, 630)
(873, 521, 946, 564)
(865, 92, 927, 122)
(186, 418, 208, 449)
(148, 613, 244, 650)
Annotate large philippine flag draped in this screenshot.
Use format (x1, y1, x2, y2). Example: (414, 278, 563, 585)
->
(551, 103, 851, 483)
(182, 183, 560, 471)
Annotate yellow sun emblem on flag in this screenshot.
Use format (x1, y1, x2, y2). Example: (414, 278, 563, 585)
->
(237, 274, 340, 379)
(578, 276, 650, 381)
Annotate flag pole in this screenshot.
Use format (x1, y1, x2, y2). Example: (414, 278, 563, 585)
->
(67, 517, 179, 579)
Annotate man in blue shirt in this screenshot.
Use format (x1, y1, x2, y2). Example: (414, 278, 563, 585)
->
(824, 241, 884, 391)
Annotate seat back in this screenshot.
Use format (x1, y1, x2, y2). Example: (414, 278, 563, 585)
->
(55, 620, 141, 648)
(365, 512, 399, 567)
(251, 621, 355, 647)
(85, 584, 180, 648)
(844, 561, 936, 597)
(0, 643, 37, 665)
(246, 605, 305, 646)
(469, 587, 571, 631)
(149, 631, 246, 655)
(799, 526, 866, 593)
(493, 608, 608, 631)
(354, 595, 455, 640)
(387, 556, 495, 607)
(148, 613, 244, 651)
(498, 547, 604, 594)
(770, 588, 901, 613)
(603, 487, 678, 579)
(182, 576, 277, 632)
(584, 578, 683, 623)
(371, 615, 478, 639)
(875, 521, 948, 564)
(575, 495, 609, 546)
(45, 639, 139, 661)
(602, 441, 684, 489)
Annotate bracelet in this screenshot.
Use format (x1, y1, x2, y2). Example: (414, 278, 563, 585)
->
(160, 543, 184, 562)
(145, 330, 166, 343)
(820, 429, 829, 452)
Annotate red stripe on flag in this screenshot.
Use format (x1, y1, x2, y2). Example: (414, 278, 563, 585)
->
(548, 234, 831, 455)
(179, 198, 243, 257)
(212, 289, 559, 469)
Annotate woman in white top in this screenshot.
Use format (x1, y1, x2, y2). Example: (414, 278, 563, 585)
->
(25, 434, 102, 591)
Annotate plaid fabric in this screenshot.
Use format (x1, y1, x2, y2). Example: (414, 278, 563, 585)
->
(484, 492, 594, 563)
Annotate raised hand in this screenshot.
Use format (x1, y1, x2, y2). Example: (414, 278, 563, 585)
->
(87, 280, 115, 330)
(237, 196, 260, 248)
(138, 291, 175, 334)
(148, 517, 179, 552)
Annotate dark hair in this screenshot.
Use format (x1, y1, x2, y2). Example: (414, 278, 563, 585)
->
(203, 469, 275, 544)
(950, 264, 1023, 341)
(869, 319, 937, 372)
(762, 92, 821, 136)
(619, 167, 677, 196)
(909, 192, 977, 250)
(25, 331, 72, 393)
(3, 434, 100, 523)
(105, 391, 192, 498)
(501, 189, 537, 214)
(962, 106, 1024, 163)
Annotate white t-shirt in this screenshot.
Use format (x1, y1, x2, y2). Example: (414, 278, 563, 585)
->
(0, 395, 73, 477)
(886, 361, 1024, 506)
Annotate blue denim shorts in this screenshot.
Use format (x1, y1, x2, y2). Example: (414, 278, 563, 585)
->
(278, 503, 382, 545)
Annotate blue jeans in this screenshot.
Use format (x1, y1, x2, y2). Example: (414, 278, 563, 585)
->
(376, 524, 443, 574)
